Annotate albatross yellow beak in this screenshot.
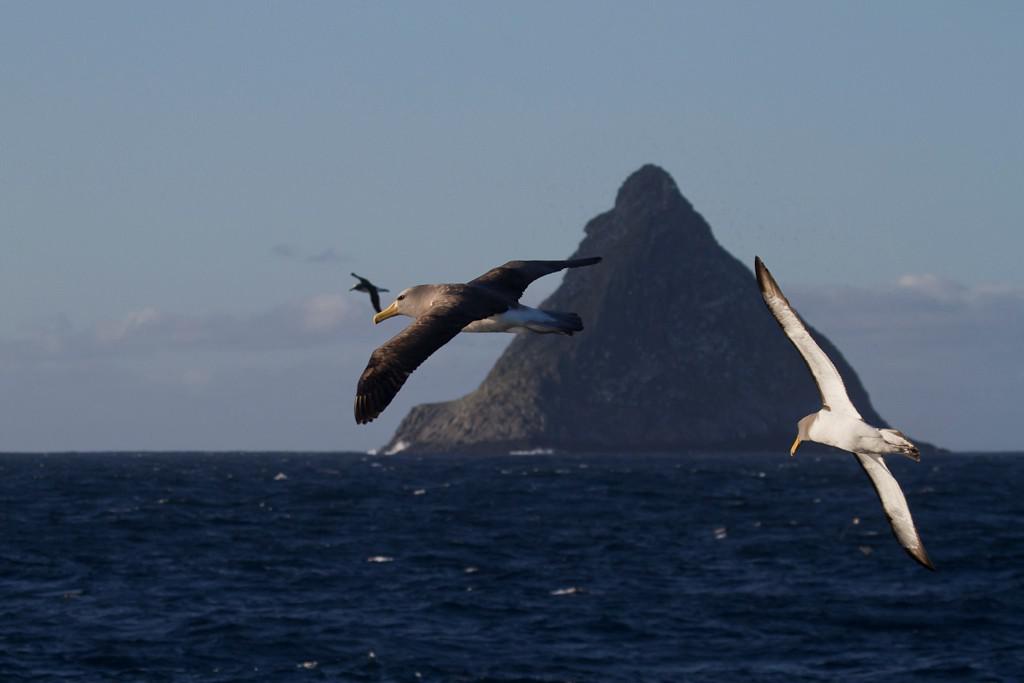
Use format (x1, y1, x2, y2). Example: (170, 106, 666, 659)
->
(790, 436, 802, 457)
(373, 301, 399, 324)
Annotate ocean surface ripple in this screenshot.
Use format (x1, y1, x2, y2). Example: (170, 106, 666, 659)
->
(1, 451, 1021, 682)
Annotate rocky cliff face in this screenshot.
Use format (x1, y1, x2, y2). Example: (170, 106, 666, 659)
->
(386, 165, 887, 454)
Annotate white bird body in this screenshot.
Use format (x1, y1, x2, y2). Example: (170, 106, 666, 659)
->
(804, 409, 920, 460)
(462, 305, 574, 334)
(755, 256, 934, 571)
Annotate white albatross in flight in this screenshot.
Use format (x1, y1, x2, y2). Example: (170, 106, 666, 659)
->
(755, 256, 934, 570)
(354, 257, 601, 425)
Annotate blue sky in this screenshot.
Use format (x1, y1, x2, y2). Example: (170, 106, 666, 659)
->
(1, 2, 1021, 451)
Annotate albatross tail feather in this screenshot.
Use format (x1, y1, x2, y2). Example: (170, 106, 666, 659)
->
(880, 429, 921, 462)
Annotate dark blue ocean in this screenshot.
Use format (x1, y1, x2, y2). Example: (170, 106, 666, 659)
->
(1, 451, 1021, 682)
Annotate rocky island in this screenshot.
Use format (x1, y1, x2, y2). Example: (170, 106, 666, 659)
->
(384, 165, 888, 454)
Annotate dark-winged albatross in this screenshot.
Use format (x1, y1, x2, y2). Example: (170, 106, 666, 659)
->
(354, 257, 601, 424)
(350, 273, 389, 314)
(755, 256, 934, 571)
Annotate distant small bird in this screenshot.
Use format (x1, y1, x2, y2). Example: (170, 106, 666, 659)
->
(350, 273, 389, 313)
(355, 257, 602, 424)
(755, 256, 934, 570)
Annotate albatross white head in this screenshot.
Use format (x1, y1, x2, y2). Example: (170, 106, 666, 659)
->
(372, 286, 436, 324)
(790, 414, 817, 457)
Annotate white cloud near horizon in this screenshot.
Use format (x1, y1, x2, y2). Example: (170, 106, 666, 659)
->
(2, 293, 372, 364)
(0, 292, 508, 452)
(793, 274, 1023, 452)
(0, 273, 1019, 452)
(794, 273, 1023, 358)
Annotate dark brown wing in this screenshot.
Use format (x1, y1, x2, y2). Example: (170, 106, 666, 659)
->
(468, 257, 602, 301)
(354, 289, 506, 424)
(368, 288, 382, 313)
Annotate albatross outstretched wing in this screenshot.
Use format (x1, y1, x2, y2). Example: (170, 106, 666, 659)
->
(854, 452, 935, 570)
(754, 256, 862, 418)
(368, 288, 382, 314)
(469, 257, 602, 302)
(354, 287, 506, 424)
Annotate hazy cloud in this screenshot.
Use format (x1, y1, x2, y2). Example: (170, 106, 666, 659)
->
(1, 293, 375, 364)
(0, 324, 506, 452)
(271, 243, 298, 259)
(2, 273, 1020, 451)
(305, 248, 348, 265)
(793, 274, 1023, 450)
(794, 274, 1024, 350)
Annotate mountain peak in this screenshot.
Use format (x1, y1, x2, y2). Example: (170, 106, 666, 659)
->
(587, 165, 707, 244)
(615, 163, 692, 213)
(385, 166, 888, 454)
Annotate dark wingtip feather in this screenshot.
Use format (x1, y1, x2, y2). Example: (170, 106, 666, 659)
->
(753, 256, 770, 290)
(753, 256, 787, 303)
(909, 545, 936, 572)
(355, 392, 382, 425)
(568, 256, 602, 268)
